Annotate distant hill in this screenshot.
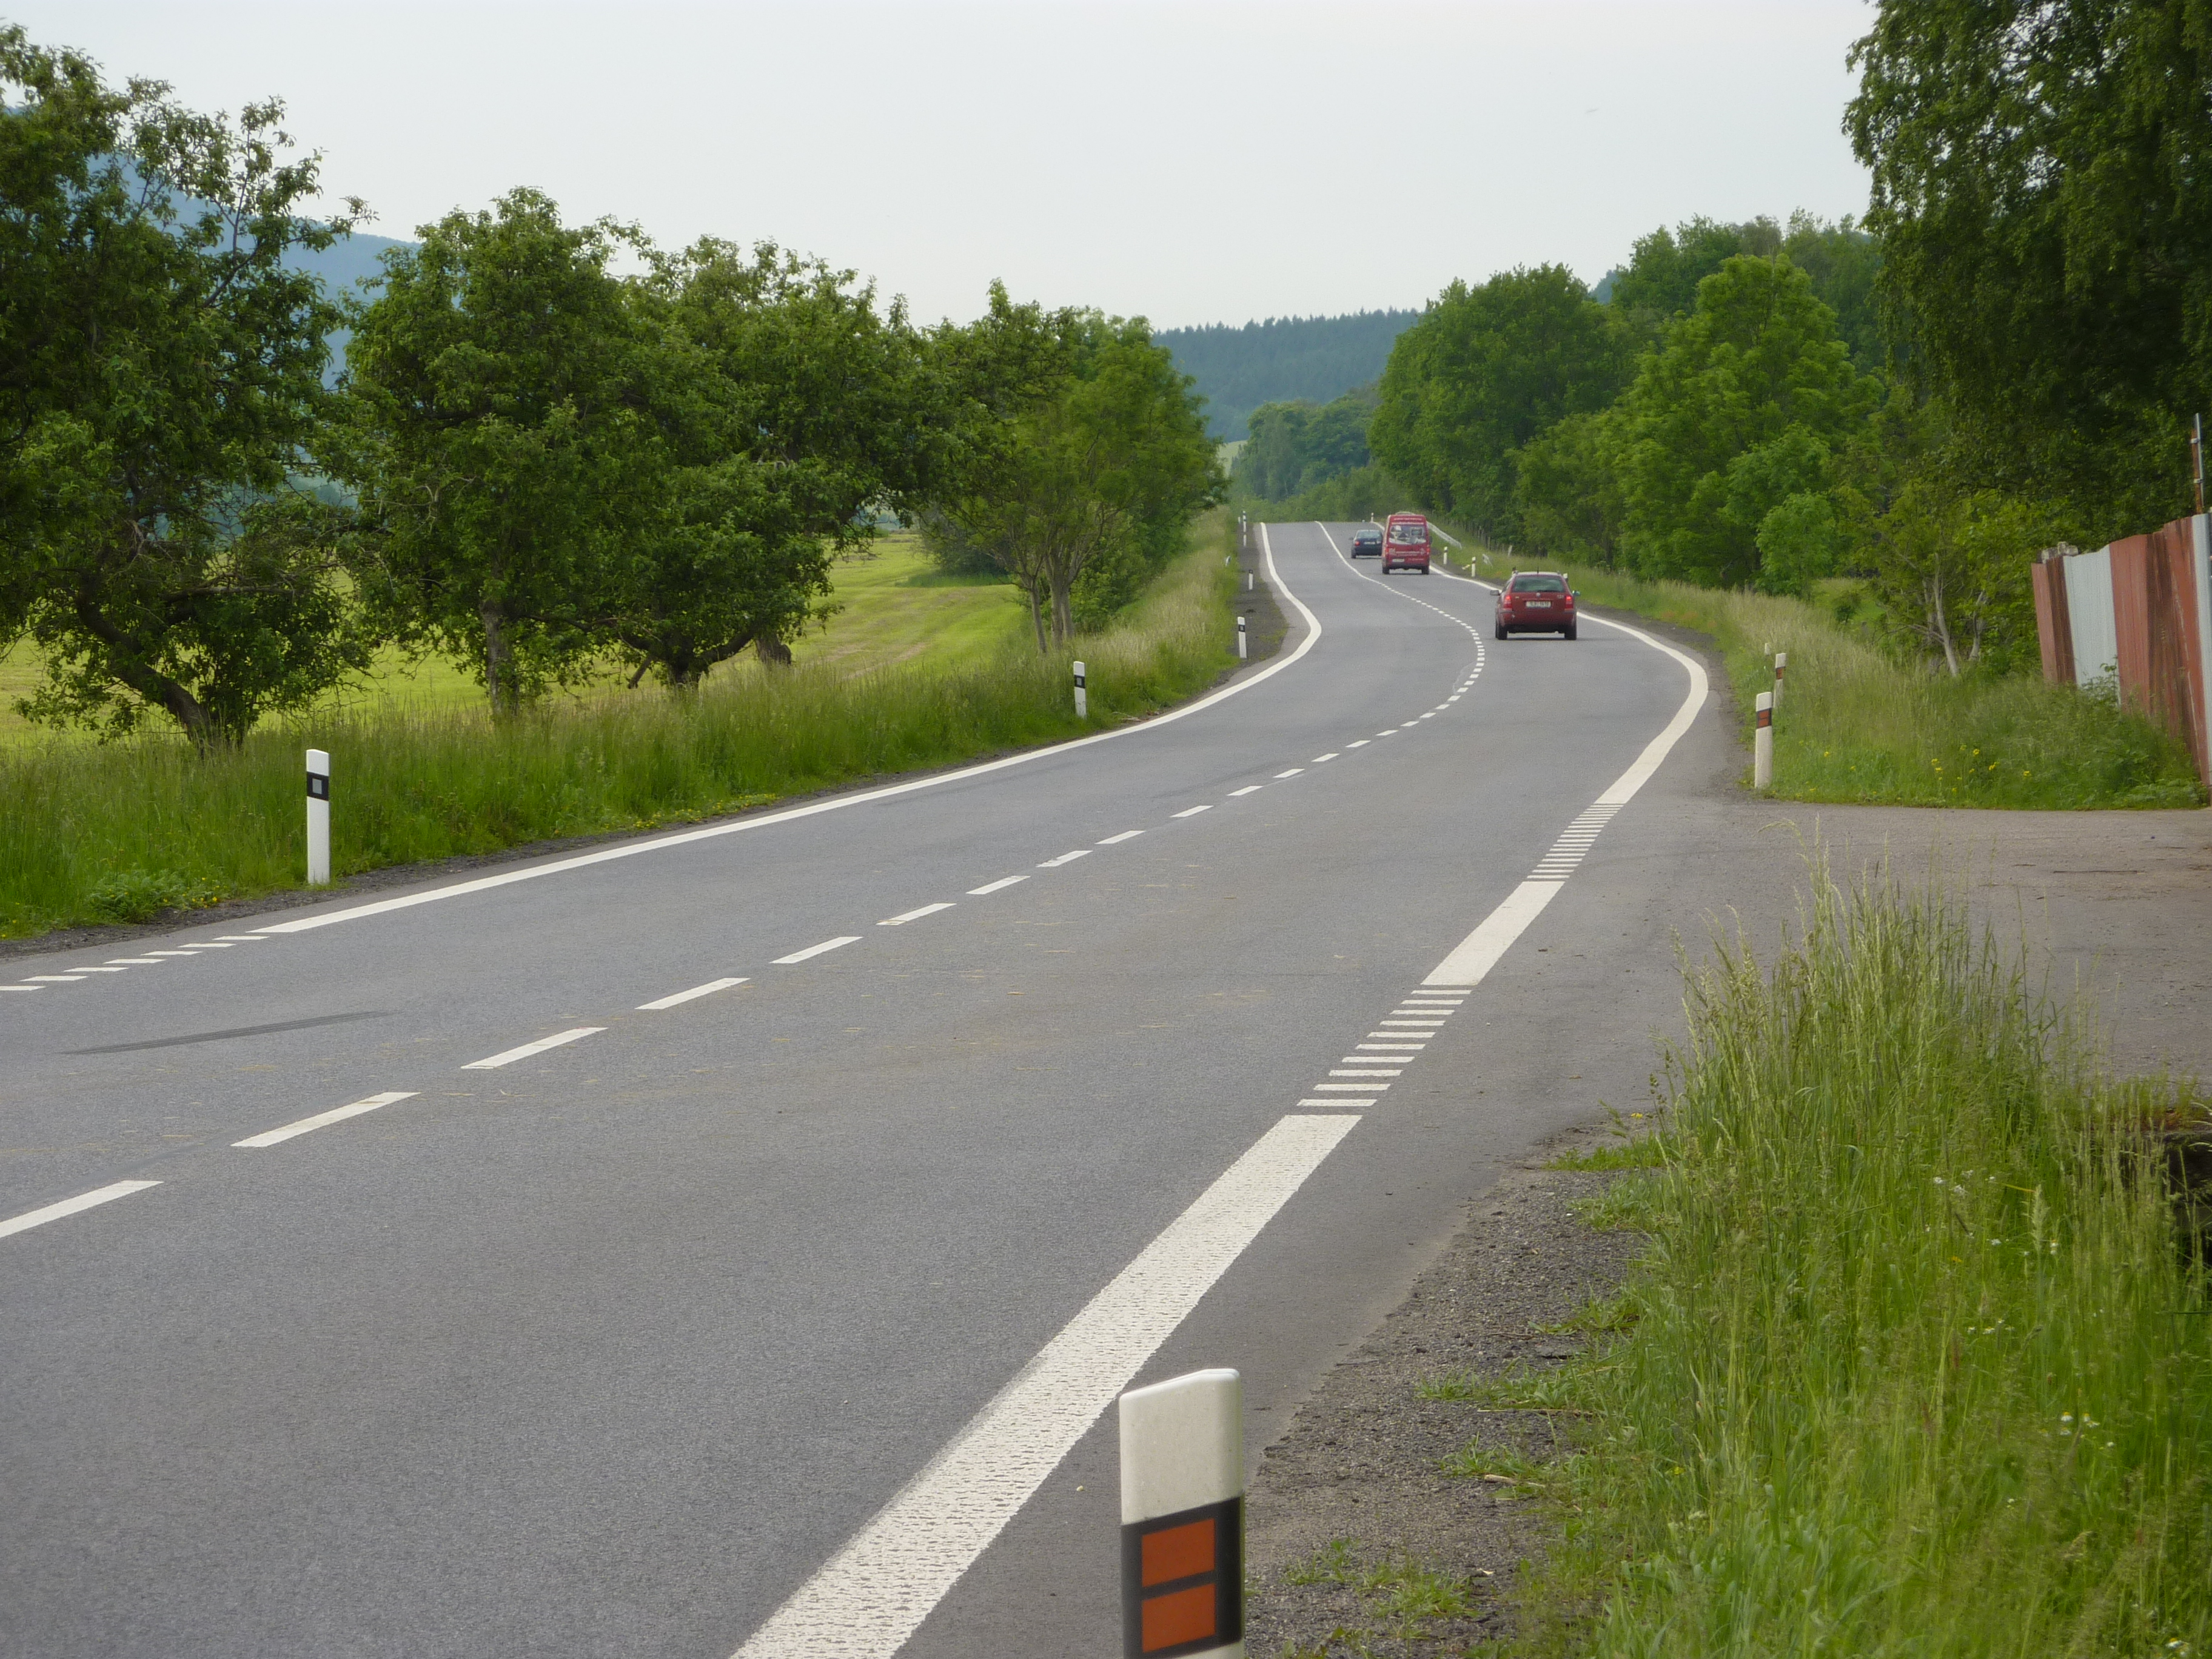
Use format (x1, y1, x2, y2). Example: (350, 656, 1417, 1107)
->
(292, 227, 415, 301)
(1156, 310, 1419, 441)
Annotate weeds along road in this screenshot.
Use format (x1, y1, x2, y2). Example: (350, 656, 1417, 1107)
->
(0, 521, 1739, 1659)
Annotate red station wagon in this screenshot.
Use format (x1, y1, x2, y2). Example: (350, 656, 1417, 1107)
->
(1381, 513, 1431, 574)
(1495, 571, 1577, 640)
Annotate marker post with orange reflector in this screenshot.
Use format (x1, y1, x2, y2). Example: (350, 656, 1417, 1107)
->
(1772, 649, 1786, 711)
(1754, 691, 1773, 791)
(1120, 1368, 1244, 1659)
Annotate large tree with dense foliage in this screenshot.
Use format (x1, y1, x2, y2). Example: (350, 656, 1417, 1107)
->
(335, 189, 660, 711)
(0, 28, 370, 749)
(604, 240, 945, 686)
(1369, 266, 1626, 542)
(934, 295, 1216, 648)
(1612, 255, 1880, 587)
(1236, 390, 1372, 500)
(1848, 0, 2212, 531)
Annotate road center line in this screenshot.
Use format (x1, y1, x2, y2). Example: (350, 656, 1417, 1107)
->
(1311, 752, 1339, 763)
(1037, 850, 1091, 867)
(1227, 786, 1262, 797)
(638, 977, 749, 1010)
(1171, 805, 1213, 818)
(879, 904, 954, 927)
(967, 876, 1028, 896)
(235, 1092, 418, 1148)
(728, 1112, 1358, 1659)
(1274, 768, 1304, 778)
(773, 937, 863, 965)
(1096, 830, 1145, 844)
(1, 1180, 161, 1242)
(461, 1027, 606, 1069)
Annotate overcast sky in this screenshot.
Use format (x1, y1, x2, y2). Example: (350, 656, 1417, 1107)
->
(13, 1, 1877, 329)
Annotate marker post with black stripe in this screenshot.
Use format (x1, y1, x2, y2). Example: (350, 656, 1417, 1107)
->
(1074, 660, 1088, 720)
(306, 748, 330, 886)
(1120, 1368, 1244, 1659)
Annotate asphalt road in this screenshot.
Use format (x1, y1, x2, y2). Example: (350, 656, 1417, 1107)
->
(0, 521, 1735, 1658)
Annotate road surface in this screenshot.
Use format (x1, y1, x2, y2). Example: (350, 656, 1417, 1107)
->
(0, 522, 1740, 1657)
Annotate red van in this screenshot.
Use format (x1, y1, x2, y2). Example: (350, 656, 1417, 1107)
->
(1381, 513, 1431, 574)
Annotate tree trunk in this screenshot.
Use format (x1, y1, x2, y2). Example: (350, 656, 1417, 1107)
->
(1026, 581, 1048, 654)
(1050, 568, 1073, 643)
(72, 587, 220, 751)
(756, 634, 792, 668)
(1926, 574, 1960, 677)
(482, 601, 514, 713)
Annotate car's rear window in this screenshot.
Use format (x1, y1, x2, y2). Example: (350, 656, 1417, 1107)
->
(1510, 574, 1567, 593)
(1388, 522, 1427, 543)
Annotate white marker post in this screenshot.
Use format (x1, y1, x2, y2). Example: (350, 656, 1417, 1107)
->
(1121, 1368, 1243, 1659)
(1073, 660, 1088, 720)
(1754, 692, 1773, 791)
(1772, 649, 1786, 711)
(305, 748, 330, 886)
(1245, 571, 1253, 592)
(1236, 615, 1247, 660)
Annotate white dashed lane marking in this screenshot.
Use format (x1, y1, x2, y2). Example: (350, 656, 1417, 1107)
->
(461, 1027, 606, 1070)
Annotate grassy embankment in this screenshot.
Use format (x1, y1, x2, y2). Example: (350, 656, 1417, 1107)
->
(0, 523, 1231, 937)
(1449, 868, 2210, 1656)
(1252, 508, 2202, 809)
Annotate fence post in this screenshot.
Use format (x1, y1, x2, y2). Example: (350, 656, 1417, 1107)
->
(1121, 1369, 1244, 1658)
(306, 748, 330, 886)
(1754, 693, 1772, 791)
(1074, 660, 1088, 720)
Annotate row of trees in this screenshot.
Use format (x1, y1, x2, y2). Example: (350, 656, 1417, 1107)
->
(0, 28, 1217, 748)
(1242, 0, 2210, 680)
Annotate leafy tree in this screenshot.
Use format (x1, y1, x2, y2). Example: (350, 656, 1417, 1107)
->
(936, 300, 1216, 648)
(1236, 389, 1372, 500)
(1612, 255, 1880, 586)
(0, 28, 370, 749)
(335, 190, 658, 711)
(1369, 266, 1626, 541)
(605, 240, 942, 686)
(1848, 0, 2212, 531)
(1513, 409, 1626, 565)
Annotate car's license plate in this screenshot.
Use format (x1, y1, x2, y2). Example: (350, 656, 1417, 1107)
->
(1528, 600, 1552, 609)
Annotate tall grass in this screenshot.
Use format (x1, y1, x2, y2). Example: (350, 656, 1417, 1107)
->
(0, 520, 1237, 937)
(1549, 564, 2204, 809)
(1498, 869, 2211, 1657)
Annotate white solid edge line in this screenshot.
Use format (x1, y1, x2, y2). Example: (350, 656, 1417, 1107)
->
(879, 903, 954, 927)
(638, 976, 749, 1010)
(967, 876, 1028, 896)
(250, 527, 1323, 939)
(729, 1112, 1359, 1659)
(1097, 830, 1145, 843)
(234, 1091, 418, 1148)
(1422, 611, 1708, 990)
(460, 1027, 606, 1070)
(773, 936, 862, 965)
(0, 1179, 161, 1241)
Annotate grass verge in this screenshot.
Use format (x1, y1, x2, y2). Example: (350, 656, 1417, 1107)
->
(0, 517, 1236, 938)
(1489, 865, 2211, 1657)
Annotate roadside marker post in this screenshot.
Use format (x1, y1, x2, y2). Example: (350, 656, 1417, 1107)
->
(1754, 692, 1773, 791)
(1121, 1369, 1244, 1658)
(1246, 571, 1253, 592)
(1772, 649, 1786, 711)
(1236, 615, 1247, 660)
(1074, 660, 1088, 720)
(306, 748, 330, 886)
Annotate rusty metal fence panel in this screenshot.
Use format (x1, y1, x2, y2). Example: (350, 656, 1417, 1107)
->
(2033, 514, 2211, 784)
